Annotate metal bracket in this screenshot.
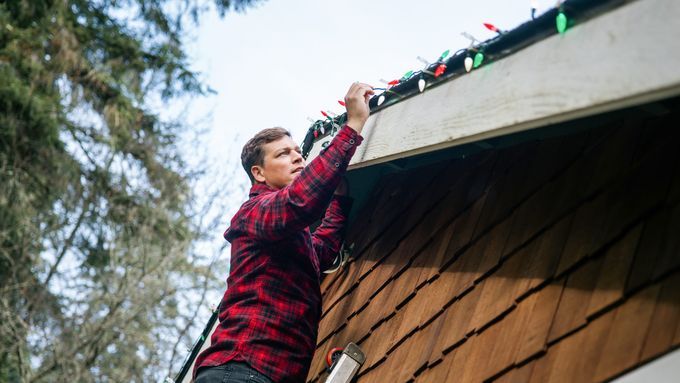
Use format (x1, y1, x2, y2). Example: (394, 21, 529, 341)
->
(325, 343, 365, 383)
(323, 243, 353, 274)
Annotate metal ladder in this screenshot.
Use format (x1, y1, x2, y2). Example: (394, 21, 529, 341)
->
(325, 343, 366, 383)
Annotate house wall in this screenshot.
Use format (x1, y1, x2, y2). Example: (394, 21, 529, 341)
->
(308, 103, 680, 382)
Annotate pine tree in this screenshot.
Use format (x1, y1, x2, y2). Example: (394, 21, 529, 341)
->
(0, 1, 260, 381)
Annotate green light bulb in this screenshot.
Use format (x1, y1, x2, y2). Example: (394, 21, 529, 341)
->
(556, 12, 567, 34)
(439, 49, 450, 61)
(473, 52, 484, 68)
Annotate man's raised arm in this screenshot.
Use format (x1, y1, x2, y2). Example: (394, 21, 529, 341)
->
(230, 83, 374, 242)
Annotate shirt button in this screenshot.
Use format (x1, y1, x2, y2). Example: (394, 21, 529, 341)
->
(334, 162, 340, 168)
(349, 139, 355, 145)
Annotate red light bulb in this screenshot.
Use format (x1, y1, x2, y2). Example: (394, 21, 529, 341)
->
(434, 64, 447, 77)
(483, 23, 499, 32)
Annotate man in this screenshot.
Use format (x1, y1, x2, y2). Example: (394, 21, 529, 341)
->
(194, 82, 375, 383)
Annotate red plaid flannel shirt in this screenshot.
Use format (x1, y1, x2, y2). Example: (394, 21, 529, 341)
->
(194, 125, 363, 382)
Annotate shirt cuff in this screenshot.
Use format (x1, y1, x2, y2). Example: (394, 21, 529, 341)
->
(336, 124, 364, 148)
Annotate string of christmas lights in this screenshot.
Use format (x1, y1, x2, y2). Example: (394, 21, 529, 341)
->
(301, 0, 575, 158)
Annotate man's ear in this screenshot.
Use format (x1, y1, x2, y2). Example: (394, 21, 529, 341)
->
(251, 165, 266, 184)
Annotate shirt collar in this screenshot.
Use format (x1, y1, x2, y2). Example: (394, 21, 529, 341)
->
(249, 182, 277, 197)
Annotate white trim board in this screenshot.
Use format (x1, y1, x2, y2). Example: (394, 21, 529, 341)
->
(307, 0, 680, 169)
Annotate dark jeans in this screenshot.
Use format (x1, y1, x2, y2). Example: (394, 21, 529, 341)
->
(195, 362, 273, 383)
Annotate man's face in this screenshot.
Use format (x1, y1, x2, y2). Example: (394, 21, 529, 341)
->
(251, 135, 306, 189)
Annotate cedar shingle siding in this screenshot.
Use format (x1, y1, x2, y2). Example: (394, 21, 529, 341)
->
(308, 104, 680, 382)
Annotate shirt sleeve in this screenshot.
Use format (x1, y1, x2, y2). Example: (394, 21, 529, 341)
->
(313, 195, 353, 271)
(236, 125, 363, 242)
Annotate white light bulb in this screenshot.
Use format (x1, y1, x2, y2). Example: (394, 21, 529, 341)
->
(377, 95, 385, 106)
(418, 78, 426, 93)
(464, 57, 473, 73)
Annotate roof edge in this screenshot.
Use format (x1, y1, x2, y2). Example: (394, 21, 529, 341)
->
(304, 0, 680, 169)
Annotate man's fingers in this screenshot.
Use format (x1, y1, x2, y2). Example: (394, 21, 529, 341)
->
(347, 83, 373, 100)
(345, 82, 362, 102)
(344, 82, 374, 115)
(360, 86, 375, 104)
(346, 82, 357, 98)
(354, 83, 373, 96)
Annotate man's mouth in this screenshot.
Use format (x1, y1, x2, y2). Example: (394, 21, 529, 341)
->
(292, 167, 304, 174)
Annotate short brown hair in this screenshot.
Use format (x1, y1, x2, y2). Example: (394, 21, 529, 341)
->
(241, 127, 292, 184)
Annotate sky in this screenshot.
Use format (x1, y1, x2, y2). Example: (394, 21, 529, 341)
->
(184, 0, 543, 202)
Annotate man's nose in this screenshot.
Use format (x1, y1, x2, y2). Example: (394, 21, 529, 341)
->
(292, 151, 304, 165)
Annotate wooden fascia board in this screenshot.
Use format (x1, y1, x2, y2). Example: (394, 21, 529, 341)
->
(306, 0, 680, 170)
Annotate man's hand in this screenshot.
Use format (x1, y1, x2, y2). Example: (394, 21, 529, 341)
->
(344, 82, 374, 135)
